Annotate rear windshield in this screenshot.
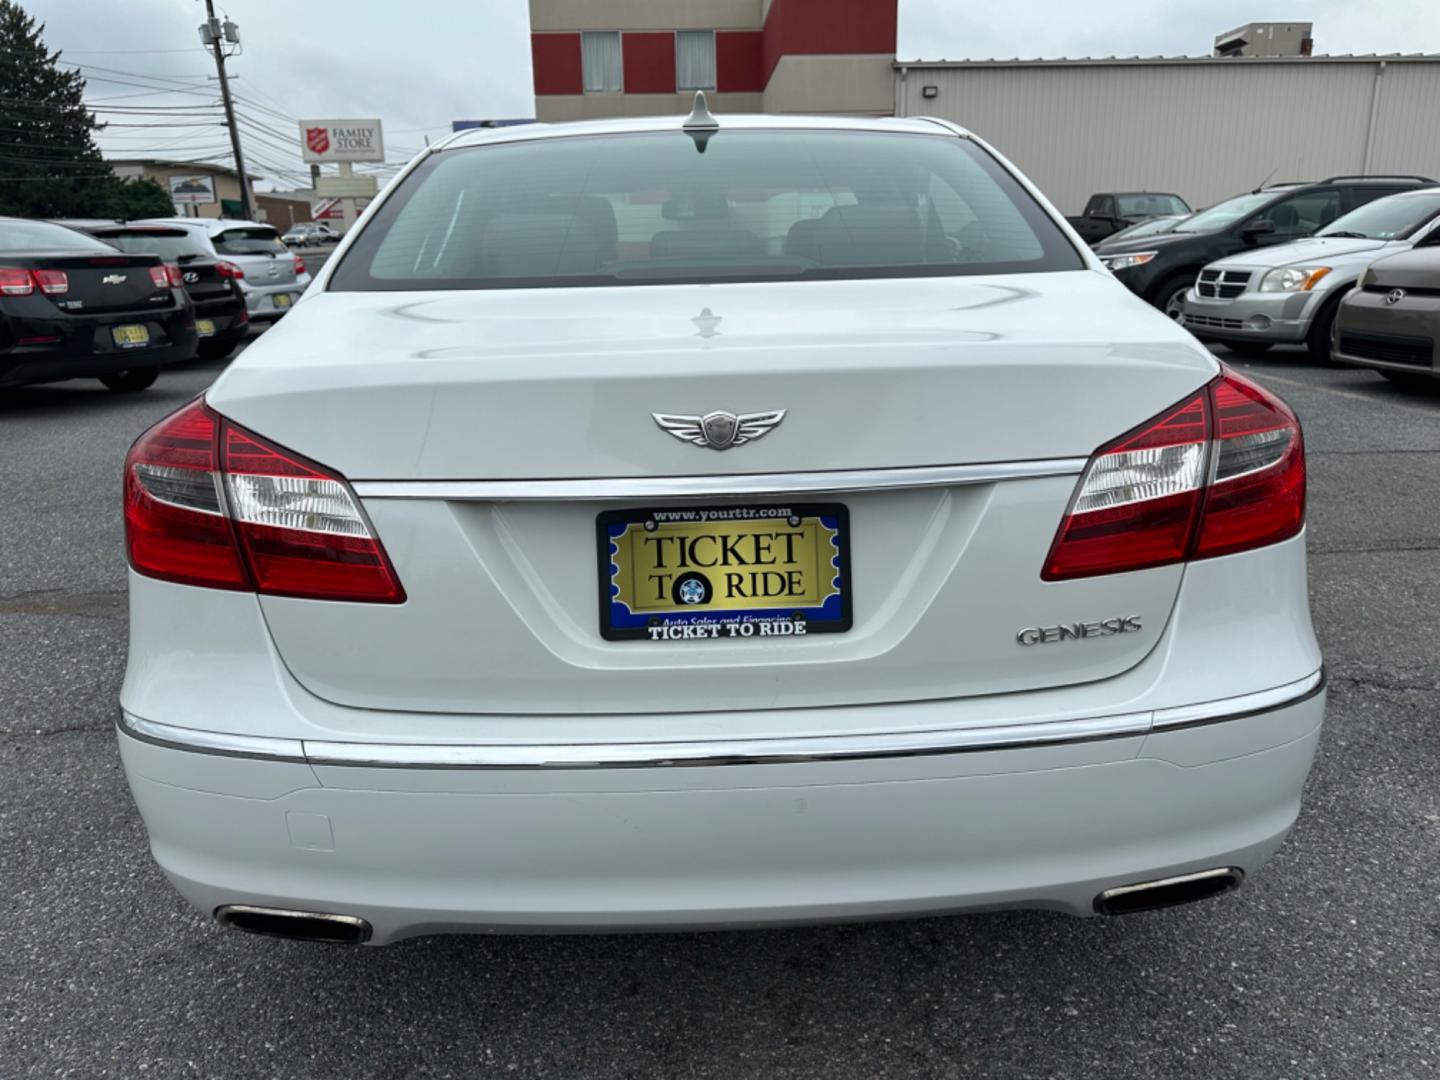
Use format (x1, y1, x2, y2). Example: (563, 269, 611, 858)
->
(213, 227, 286, 256)
(1116, 194, 1188, 218)
(92, 229, 211, 261)
(0, 219, 113, 252)
(330, 130, 1083, 290)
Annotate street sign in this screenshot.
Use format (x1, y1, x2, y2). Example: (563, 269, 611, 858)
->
(169, 174, 216, 204)
(315, 175, 379, 198)
(298, 118, 385, 163)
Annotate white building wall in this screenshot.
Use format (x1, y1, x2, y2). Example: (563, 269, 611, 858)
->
(896, 58, 1440, 216)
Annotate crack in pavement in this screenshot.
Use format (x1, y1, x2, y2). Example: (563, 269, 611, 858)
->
(0, 590, 126, 619)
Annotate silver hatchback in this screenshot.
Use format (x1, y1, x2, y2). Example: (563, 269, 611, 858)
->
(136, 218, 313, 321)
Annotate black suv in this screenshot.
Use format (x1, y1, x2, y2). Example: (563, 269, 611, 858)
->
(1095, 176, 1436, 318)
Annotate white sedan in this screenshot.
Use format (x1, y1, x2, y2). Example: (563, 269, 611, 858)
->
(117, 105, 1323, 945)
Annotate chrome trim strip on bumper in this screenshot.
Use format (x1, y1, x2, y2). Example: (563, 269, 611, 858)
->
(349, 459, 1089, 502)
(116, 668, 1324, 770)
(119, 714, 307, 763)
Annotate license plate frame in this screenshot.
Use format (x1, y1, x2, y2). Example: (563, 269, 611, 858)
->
(111, 324, 149, 349)
(195, 318, 216, 337)
(597, 503, 852, 643)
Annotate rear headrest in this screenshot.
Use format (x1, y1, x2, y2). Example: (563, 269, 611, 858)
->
(783, 218, 822, 260)
(649, 228, 762, 260)
(813, 204, 925, 267)
(1270, 204, 1299, 228)
(476, 211, 600, 277)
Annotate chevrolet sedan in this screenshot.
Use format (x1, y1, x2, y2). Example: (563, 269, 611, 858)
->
(117, 107, 1324, 945)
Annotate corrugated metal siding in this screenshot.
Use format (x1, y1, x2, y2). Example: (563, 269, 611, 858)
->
(898, 60, 1440, 214)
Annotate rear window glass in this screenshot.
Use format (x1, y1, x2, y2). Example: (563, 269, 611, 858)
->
(91, 230, 210, 261)
(1116, 194, 1187, 218)
(0, 220, 113, 252)
(330, 130, 1083, 291)
(213, 227, 286, 256)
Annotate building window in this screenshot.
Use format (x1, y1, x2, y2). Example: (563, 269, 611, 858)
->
(676, 30, 716, 91)
(581, 31, 622, 92)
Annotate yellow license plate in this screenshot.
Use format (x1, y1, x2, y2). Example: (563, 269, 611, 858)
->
(195, 319, 216, 337)
(273, 293, 292, 309)
(598, 504, 851, 642)
(111, 324, 149, 348)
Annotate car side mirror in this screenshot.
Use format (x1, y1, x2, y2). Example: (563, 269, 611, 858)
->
(1240, 220, 1276, 243)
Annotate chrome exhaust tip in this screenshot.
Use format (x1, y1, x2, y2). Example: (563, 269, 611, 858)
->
(215, 904, 372, 944)
(1094, 867, 1243, 916)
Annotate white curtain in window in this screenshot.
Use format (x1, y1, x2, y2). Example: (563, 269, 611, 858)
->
(676, 30, 716, 91)
(582, 32, 622, 93)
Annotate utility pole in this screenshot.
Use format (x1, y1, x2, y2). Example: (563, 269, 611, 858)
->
(199, 2, 255, 220)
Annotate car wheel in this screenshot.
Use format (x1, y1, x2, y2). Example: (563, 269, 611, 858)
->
(1379, 370, 1437, 390)
(1155, 274, 1194, 323)
(1226, 341, 1272, 356)
(99, 366, 160, 392)
(1305, 295, 1345, 363)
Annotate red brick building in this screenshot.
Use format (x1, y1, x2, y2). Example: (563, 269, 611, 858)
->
(529, 0, 898, 121)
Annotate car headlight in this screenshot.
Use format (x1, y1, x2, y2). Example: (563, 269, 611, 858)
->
(1099, 251, 1158, 272)
(1258, 266, 1332, 292)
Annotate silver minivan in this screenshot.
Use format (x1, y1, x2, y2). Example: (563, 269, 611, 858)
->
(137, 218, 313, 321)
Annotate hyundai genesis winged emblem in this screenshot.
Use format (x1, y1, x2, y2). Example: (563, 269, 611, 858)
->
(652, 409, 786, 451)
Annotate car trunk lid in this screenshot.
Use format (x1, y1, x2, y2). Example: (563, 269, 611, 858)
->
(208, 273, 1217, 715)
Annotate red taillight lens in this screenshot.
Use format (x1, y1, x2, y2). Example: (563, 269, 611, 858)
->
(124, 399, 405, 603)
(165, 263, 184, 288)
(1192, 370, 1305, 559)
(32, 269, 69, 295)
(0, 267, 34, 295)
(292, 254, 306, 275)
(124, 401, 248, 591)
(1043, 367, 1304, 580)
(147, 265, 169, 289)
(216, 260, 244, 280)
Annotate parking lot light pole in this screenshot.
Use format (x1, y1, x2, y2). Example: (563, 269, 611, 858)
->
(198, 0, 254, 221)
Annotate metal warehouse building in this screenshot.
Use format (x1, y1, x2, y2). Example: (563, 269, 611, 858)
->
(895, 55, 1440, 214)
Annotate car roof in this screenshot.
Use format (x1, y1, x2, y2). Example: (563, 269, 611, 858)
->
(134, 217, 276, 235)
(440, 113, 969, 152)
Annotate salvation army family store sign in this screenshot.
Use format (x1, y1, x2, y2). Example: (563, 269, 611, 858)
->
(299, 119, 385, 163)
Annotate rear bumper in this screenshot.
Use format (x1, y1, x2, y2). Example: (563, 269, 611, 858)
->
(239, 276, 310, 319)
(0, 309, 197, 387)
(117, 673, 1323, 942)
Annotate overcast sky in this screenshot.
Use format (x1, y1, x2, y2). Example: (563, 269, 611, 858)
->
(20, 0, 1440, 190)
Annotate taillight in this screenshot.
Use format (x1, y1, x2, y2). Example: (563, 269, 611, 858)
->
(147, 265, 170, 289)
(0, 267, 34, 295)
(292, 254, 306, 275)
(164, 263, 184, 288)
(124, 399, 405, 603)
(32, 269, 69, 295)
(216, 260, 244, 280)
(1043, 367, 1304, 580)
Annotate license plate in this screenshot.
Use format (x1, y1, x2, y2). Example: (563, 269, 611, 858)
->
(273, 293, 292, 309)
(598, 504, 851, 642)
(195, 319, 216, 337)
(111, 324, 149, 348)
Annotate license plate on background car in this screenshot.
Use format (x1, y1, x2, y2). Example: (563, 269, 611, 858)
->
(598, 504, 851, 642)
(195, 319, 216, 337)
(111, 324, 149, 348)
(273, 294, 292, 309)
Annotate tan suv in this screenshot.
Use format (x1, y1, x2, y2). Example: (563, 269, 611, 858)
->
(1334, 247, 1440, 388)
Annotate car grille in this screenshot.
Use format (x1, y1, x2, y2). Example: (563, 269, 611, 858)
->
(1197, 269, 1252, 299)
(1185, 313, 1245, 331)
(1337, 330, 1434, 369)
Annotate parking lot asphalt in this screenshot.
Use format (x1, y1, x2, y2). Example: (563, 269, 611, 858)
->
(2, 339, 1437, 1079)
